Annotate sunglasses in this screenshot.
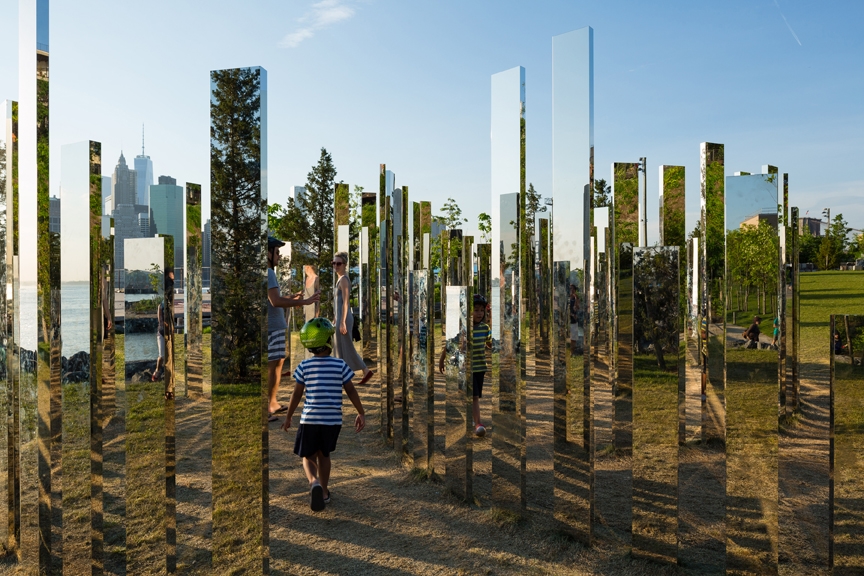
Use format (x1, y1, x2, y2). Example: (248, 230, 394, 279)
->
(331, 261, 344, 266)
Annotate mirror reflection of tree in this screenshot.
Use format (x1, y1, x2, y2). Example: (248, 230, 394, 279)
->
(210, 68, 265, 381)
(633, 247, 678, 371)
(726, 220, 779, 323)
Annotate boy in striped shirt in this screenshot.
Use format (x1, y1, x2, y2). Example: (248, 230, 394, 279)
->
(470, 295, 492, 436)
(282, 318, 366, 511)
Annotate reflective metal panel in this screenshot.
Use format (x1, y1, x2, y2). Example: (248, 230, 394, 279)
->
(124, 237, 168, 572)
(412, 270, 432, 470)
(4, 99, 21, 554)
(831, 315, 864, 571)
(209, 67, 267, 572)
(398, 187, 410, 464)
(378, 166, 393, 442)
(445, 285, 471, 500)
(612, 162, 638, 455)
(60, 140, 103, 572)
(789, 206, 799, 412)
(701, 143, 725, 442)
(360, 192, 376, 363)
(552, 26, 593, 544)
(185, 183, 203, 398)
(632, 246, 679, 564)
(724, 172, 779, 572)
(493, 192, 525, 512)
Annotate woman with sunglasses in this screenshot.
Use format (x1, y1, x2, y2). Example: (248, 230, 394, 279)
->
(331, 252, 374, 385)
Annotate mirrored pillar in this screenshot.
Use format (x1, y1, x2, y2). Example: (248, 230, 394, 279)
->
(185, 183, 203, 399)
(209, 66, 267, 572)
(60, 140, 103, 573)
(124, 237, 169, 573)
(612, 162, 638, 457)
(632, 245, 680, 564)
(830, 314, 864, 572)
(397, 186, 410, 463)
(360, 192, 376, 364)
(378, 165, 394, 441)
(445, 286, 471, 500)
(551, 26, 593, 544)
(4, 99, 21, 555)
(724, 171, 779, 572)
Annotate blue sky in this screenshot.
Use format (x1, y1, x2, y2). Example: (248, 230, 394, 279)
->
(1, 0, 863, 282)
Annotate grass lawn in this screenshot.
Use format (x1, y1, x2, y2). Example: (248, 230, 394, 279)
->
(800, 271, 864, 364)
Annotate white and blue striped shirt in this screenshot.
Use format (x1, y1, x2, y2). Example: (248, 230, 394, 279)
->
(293, 356, 354, 425)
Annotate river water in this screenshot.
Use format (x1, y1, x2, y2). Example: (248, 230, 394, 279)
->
(20, 283, 164, 362)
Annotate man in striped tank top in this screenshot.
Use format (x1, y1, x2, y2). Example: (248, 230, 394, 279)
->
(282, 318, 366, 511)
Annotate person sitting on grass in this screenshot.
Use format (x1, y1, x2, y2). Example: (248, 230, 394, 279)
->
(282, 318, 365, 511)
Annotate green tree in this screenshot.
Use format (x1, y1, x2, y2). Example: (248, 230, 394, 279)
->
(477, 212, 491, 243)
(430, 197, 467, 273)
(798, 227, 820, 265)
(526, 182, 542, 238)
(593, 178, 611, 208)
(296, 148, 338, 316)
(209, 67, 266, 380)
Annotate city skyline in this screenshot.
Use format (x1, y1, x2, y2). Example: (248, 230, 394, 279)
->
(2, 0, 863, 285)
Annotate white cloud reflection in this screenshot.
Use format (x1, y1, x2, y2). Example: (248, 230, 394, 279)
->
(280, 0, 357, 48)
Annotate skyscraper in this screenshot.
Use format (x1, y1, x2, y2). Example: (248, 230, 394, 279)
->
(49, 195, 60, 233)
(149, 178, 184, 271)
(111, 151, 142, 286)
(134, 125, 154, 205)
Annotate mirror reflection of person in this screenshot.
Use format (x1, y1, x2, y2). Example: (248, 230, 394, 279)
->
(268, 236, 321, 421)
(331, 252, 374, 386)
(743, 316, 762, 349)
(569, 284, 584, 355)
(153, 269, 174, 397)
(303, 264, 320, 323)
(835, 332, 847, 355)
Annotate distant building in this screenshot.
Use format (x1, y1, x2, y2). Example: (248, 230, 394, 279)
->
(134, 126, 153, 205)
(49, 196, 60, 233)
(149, 179, 184, 272)
(291, 186, 307, 209)
(112, 151, 137, 205)
(110, 151, 142, 287)
(158, 175, 176, 185)
(740, 212, 778, 230)
(138, 213, 150, 237)
(799, 217, 823, 237)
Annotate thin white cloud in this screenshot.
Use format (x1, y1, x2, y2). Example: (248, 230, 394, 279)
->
(774, 0, 802, 46)
(280, 0, 357, 48)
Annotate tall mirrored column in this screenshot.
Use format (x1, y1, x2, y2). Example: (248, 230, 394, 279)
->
(209, 66, 267, 572)
(60, 140, 103, 573)
(396, 186, 410, 463)
(21, 0, 59, 568)
(724, 171, 779, 572)
(632, 245, 679, 564)
(185, 183, 203, 398)
(412, 269, 432, 471)
(551, 26, 593, 543)
(360, 192, 376, 364)
(830, 315, 864, 572)
(378, 165, 394, 441)
(491, 64, 526, 513)
(4, 99, 21, 555)
(788, 206, 799, 412)
(678, 142, 726, 572)
(659, 165, 687, 446)
(445, 286, 471, 500)
(493, 193, 524, 512)
(612, 162, 638, 457)
(124, 237, 169, 573)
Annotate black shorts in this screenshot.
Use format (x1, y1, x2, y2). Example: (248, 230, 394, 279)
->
(473, 371, 486, 398)
(294, 424, 342, 458)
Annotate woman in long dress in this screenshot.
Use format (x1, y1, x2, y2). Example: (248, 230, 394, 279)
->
(331, 251, 374, 385)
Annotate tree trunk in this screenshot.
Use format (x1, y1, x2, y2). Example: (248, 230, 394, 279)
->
(844, 315, 854, 359)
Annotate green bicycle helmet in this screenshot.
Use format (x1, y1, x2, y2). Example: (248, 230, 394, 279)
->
(300, 318, 335, 349)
